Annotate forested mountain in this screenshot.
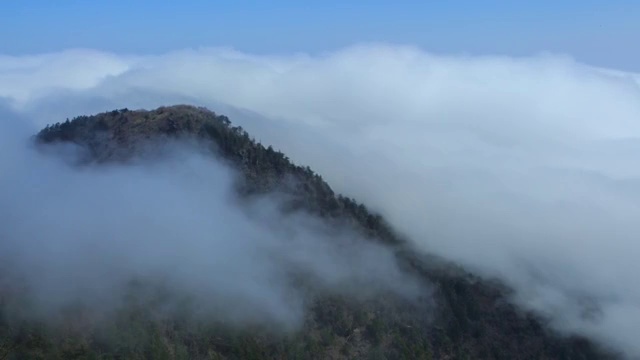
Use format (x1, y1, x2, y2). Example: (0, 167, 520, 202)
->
(0, 105, 617, 359)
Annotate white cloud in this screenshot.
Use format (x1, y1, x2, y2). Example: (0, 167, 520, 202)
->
(0, 49, 131, 107)
(2, 44, 640, 356)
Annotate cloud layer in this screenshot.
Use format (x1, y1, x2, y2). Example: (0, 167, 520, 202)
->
(2, 44, 640, 356)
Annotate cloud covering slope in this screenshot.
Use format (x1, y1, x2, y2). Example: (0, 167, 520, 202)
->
(0, 107, 419, 331)
(2, 44, 640, 356)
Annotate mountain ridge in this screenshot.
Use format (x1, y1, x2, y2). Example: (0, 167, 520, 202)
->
(2, 104, 616, 359)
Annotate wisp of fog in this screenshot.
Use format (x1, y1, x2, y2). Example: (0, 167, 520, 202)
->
(2, 44, 640, 356)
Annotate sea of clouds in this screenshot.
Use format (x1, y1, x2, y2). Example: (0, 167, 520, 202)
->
(1, 44, 640, 356)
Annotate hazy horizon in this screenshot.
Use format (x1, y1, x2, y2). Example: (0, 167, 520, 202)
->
(2, 1, 640, 71)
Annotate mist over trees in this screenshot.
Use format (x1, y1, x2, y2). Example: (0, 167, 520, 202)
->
(0, 105, 618, 359)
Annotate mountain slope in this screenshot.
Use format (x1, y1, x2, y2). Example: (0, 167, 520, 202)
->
(0, 105, 616, 359)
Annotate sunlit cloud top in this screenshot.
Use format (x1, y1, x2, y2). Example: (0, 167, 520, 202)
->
(2, 37, 640, 360)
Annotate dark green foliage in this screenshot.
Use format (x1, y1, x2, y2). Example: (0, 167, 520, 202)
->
(7, 105, 618, 359)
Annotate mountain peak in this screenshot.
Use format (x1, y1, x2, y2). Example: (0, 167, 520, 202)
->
(22, 105, 619, 359)
(39, 104, 223, 141)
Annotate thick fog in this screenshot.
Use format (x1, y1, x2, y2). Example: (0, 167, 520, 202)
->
(0, 107, 419, 330)
(2, 44, 640, 356)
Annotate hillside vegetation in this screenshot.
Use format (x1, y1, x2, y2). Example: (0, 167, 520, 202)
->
(0, 105, 616, 359)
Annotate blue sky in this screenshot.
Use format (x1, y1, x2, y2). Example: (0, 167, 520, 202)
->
(1, 0, 639, 70)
